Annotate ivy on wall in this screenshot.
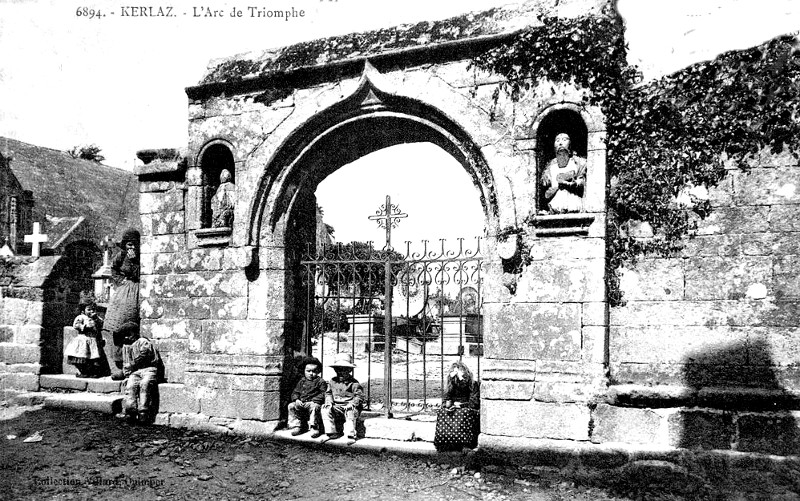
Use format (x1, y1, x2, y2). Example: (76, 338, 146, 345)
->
(472, 16, 800, 305)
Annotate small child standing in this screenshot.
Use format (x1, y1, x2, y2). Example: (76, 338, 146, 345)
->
(65, 302, 103, 378)
(321, 353, 363, 442)
(119, 321, 163, 424)
(287, 357, 327, 437)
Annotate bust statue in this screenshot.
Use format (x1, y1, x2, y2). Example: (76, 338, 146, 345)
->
(540, 133, 587, 213)
(210, 169, 235, 228)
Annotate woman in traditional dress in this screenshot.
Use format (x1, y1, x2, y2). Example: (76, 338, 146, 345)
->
(102, 228, 141, 377)
(434, 361, 481, 451)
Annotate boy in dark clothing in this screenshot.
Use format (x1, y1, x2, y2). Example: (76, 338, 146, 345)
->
(321, 353, 363, 442)
(288, 357, 327, 437)
(120, 321, 163, 425)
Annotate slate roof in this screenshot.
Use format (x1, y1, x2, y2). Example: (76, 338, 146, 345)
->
(0, 136, 139, 242)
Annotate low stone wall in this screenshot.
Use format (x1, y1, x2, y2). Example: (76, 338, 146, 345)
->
(1, 248, 99, 392)
(1, 257, 54, 393)
(608, 149, 800, 444)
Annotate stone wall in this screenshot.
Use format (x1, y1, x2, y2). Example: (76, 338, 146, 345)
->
(601, 148, 800, 453)
(0, 246, 97, 393)
(137, 154, 283, 421)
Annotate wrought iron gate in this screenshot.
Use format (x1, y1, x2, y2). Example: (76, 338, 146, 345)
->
(300, 238, 484, 415)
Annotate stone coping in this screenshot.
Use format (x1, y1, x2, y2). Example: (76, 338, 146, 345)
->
(476, 434, 800, 473)
(531, 212, 596, 237)
(194, 227, 232, 247)
(193, 0, 612, 93)
(134, 148, 187, 176)
(137, 148, 182, 164)
(189, 32, 515, 100)
(0, 256, 60, 287)
(605, 384, 800, 411)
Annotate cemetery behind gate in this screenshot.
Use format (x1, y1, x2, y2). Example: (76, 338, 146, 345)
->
(2, 0, 800, 464)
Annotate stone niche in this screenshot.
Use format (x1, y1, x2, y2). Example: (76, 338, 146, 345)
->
(191, 141, 236, 246)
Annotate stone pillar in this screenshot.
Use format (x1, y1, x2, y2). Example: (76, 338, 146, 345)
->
(481, 229, 607, 442)
(480, 111, 608, 444)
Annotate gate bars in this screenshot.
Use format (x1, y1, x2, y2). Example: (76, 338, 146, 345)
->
(301, 238, 484, 415)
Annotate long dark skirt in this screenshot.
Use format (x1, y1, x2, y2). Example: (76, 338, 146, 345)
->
(103, 280, 139, 363)
(434, 407, 480, 451)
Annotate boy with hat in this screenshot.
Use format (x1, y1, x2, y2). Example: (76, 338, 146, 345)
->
(287, 356, 327, 437)
(321, 353, 363, 441)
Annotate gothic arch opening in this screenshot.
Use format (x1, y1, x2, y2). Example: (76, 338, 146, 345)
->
(249, 95, 497, 412)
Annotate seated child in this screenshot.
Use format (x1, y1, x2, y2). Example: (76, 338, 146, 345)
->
(119, 321, 163, 425)
(442, 361, 480, 411)
(321, 353, 363, 441)
(434, 361, 481, 451)
(65, 302, 104, 378)
(288, 357, 327, 437)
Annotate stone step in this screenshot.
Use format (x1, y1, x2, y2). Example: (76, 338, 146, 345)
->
(274, 411, 437, 443)
(44, 392, 122, 414)
(271, 429, 439, 454)
(12, 391, 122, 414)
(39, 374, 124, 393)
(363, 415, 436, 442)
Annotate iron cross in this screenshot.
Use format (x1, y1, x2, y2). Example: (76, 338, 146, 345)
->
(368, 195, 407, 250)
(367, 195, 407, 418)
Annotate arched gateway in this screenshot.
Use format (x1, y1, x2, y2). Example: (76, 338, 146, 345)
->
(135, 1, 609, 447)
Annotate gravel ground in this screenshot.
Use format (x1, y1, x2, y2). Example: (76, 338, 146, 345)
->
(0, 406, 633, 501)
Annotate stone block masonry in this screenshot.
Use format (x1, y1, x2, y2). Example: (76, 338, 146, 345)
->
(1, 250, 97, 389)
(610, 148, 800, 391)
(119, 0, 800, 460)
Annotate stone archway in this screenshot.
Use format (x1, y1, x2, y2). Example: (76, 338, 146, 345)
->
(247, 67, 499, 247)
(245, 68, 501, 412)
(136, 3, 611, 438)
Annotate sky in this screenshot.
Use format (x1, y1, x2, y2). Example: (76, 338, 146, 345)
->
(1, 0, 798, 243)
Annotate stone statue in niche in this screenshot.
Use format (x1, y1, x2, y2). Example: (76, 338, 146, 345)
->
(210, 169, 235, 228)
(540, 133, 587, 213)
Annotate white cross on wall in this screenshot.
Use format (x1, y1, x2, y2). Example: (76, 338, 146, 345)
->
(24, 222, 48, 257)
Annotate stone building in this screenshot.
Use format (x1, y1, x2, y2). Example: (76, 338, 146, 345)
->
(0, 136, 140, 249)
(0, 150, 34, 253)
(133, 0, 800, 455)
(4, 0, 796, 459)
(135, 0, 611, 436)
(1, 137, 139, 389)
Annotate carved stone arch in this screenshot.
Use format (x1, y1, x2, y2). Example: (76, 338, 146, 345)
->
(194, 138, 236, 170)
(246, 63, 499, 248)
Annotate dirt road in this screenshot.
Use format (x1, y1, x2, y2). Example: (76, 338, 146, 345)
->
(0, 406, 630, 501)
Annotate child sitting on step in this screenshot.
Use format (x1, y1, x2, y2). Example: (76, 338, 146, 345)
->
(65, 302, 104, 378)
(287, 357, 327, 437)
(321, 353, 363, 442)
(119, 321, 163, 425)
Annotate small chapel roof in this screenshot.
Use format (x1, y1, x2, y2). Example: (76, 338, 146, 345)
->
(0, 136, 139, 243)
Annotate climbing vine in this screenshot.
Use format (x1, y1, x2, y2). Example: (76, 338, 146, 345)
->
(472, 15, 800, 305)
